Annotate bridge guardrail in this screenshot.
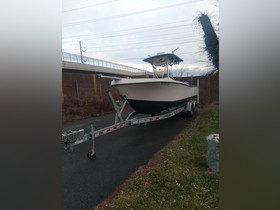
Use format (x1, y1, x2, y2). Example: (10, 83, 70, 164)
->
(62, 52, 150, 74)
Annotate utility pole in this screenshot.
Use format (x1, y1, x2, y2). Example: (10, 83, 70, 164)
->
(79, 40, 84, 64)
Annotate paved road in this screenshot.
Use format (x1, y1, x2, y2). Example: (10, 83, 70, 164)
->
(62, 112, 194, 210)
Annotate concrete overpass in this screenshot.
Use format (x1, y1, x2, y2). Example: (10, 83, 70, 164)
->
(62, 52, 152, 77)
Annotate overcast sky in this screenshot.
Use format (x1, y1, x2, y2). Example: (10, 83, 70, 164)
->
(62, 0, 219, 75)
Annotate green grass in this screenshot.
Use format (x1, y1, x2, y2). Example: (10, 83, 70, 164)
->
(95, 105, 219, 210)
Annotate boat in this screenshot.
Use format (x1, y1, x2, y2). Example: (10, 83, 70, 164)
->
(110, 52, 198, 114)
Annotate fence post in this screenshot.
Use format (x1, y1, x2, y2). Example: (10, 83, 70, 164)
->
(76, 80, 80, 103)
(92, 74, 97, 94)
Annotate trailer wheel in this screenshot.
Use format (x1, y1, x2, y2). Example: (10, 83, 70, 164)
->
(186, 106, 194, 117)
(193, 105, 197, 115)
(87, 151, 96, 160)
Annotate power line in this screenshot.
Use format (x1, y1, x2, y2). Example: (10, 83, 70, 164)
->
(63, 0, 205, 27)
(62, 35, 198, 48)
(61, 37, 200, 50)
(63, 20, 190, 39)
(114, 51, 199, 61)
(62, 35, 195, 46)
(62, 36, 203, 52)
(63, 24, 195, 42)
(83, 37, 201, 48)
(62, 36, 202, 51)
(85, 40, 199, 53)
(63, 30, 196, 44)
(63, 0, 118, 13)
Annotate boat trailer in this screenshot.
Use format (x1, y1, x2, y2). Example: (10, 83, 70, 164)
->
(62, 91, 198, 160)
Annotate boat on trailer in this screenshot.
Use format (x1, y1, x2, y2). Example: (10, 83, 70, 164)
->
(62, 52, 200, 159)
(111, 52, 198, 114)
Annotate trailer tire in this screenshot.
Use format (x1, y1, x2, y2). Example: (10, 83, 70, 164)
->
(187, 106, 194, 117)
(193, 105, 197, 115)
(87, 151, 96, 160)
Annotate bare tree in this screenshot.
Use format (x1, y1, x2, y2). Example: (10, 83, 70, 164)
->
(171, 67, 188, 77)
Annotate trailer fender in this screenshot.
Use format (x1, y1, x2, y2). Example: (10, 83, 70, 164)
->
(186, 101, 195, 112)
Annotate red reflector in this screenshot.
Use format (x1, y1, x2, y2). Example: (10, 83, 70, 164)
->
(99, 132, 103, 135)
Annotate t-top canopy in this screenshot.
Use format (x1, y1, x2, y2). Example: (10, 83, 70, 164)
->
(143, 53, 183, 66)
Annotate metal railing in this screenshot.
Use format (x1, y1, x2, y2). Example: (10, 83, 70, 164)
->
(62, 52, 147, 74)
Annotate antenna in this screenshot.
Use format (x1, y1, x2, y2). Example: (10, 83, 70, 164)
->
(172, 47, 179, 54)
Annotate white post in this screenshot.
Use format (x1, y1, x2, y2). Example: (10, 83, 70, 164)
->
(166, 61, 169, 78)
(90, 124, 96, 155)
(197, 79, 200, 104)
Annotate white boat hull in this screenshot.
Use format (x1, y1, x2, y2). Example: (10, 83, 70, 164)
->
(111, 78, 197, 114)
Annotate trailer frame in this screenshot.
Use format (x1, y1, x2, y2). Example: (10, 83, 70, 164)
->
(62, 90, 198, 160)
